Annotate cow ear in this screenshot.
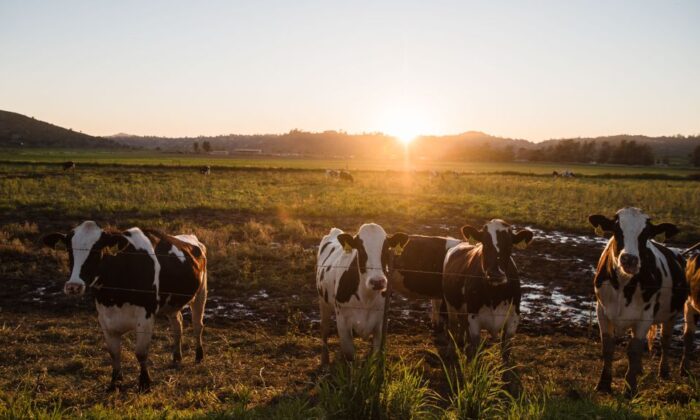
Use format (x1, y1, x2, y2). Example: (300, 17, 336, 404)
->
(588, 215, 615, 236)
(100, 232, 130, 252)
(43, 233, 67, 248)
(512, 229, 534, 250)
(650, 223, 679, 243)
(461, 225, 482, 244)
(387, 233, 409, 255)
(337, 233, 356, 253)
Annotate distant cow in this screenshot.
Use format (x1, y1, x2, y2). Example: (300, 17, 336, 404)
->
(390, 235, 461, 331)
(316, 223, 408, 364)
(589, 208, 687, 396)
(62, 161, 76, 171)
(681, 255, 700, 375)
(199, 165, 211, 175)
(442, 219, 533, 390)
(325, 169, 340, 178)
(43, 221, 208, 390)
(339, 170, 354, 182)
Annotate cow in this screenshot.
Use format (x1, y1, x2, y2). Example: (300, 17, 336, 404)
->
(316, 223, 409, 365)
(588, 207, 687, 397)
(325, 169, 340, 178)
(339, 170, 354, 183)
(390, 235, 461, 331)
(442, 219, 533, 390)
(681, 255, 700, 375)
(199, 165, 211, 175)
(62, 161, 76, 171)
(43, 221, 208, 390)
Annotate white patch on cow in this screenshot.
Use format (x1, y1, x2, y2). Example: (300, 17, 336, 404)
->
(356, 223, 388, 291)
(69, 221, 103, 286)
(175, 234, 206, 256)
(469, 301, 520, 337)
(96, 302, 149, 335)
(123, 227, 161, 301)
(445, 237, 461, 250)
(617, 207, 648, 261)
(486, 219, 510, 252)
(169, 245, 186, 263)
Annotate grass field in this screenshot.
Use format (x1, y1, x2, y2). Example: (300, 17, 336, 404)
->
(3, 147, 700, 176)
(2, 153, 700, 418)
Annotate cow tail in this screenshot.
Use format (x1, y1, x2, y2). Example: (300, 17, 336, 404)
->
(646, 324, 657, 352)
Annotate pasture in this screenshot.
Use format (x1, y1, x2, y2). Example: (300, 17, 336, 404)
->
(2, 158, 700, 418)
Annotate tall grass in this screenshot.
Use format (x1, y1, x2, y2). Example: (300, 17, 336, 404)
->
(317, 354, 437, 419)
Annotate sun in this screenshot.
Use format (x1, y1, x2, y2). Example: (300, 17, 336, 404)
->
(382, 109, 432, 147)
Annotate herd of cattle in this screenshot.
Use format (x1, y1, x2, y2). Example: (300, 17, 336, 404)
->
(41, 207, 700, 397)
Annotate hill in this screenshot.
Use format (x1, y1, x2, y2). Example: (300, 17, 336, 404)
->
(0, 110, 121, 149)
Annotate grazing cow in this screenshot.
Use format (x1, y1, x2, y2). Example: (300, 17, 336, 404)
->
(43, 221, 208, 390)
(316, 223, 409, 364)
(199, 165, 211, 175)
(681, 255, 700, 374)
(390, 235, 461, 331)
(62, 161, 76, 171)
(325, 169, 340, 178)
(339, 170, 354, 182)
(589, 207, 687, 396)
(442, 220, 533, 375)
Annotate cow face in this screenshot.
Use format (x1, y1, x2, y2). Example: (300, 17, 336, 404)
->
(43, 221, 128, 296)
(461, 219, 533, 285)
(589, 207, 678, 277)
(336, 223, 409, 292)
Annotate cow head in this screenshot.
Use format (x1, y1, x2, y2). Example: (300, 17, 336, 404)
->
(336, 223, 409, 292)
(461, 219, 533, 285)
(43, 221, 129, 296)
(588, 207, 678, 277)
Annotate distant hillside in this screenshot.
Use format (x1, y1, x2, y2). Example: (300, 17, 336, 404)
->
(0, 110, 121, 149)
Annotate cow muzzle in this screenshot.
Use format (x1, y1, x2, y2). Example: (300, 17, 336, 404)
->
(64, 281, 85, 296)
(619, 253, 640, 275)
(369, 277, 388, 291)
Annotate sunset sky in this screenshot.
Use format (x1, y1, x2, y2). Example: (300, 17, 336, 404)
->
(1, 0, 699, 141)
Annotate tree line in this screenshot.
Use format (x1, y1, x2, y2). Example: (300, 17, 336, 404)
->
(518, 139, 656, 166)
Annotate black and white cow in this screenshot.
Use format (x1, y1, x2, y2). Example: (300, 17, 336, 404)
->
(339, 170, 354, 183)
(199, 165, 211, 175)
(43, 221, 208, 390)
(316, 223, 409, 365)
(589, 207, 687, 396)
(681, 255, 700, 375)
(442, 220, 533, 370)
(62, 161, 76, 171)
(390, 235, 461, 331)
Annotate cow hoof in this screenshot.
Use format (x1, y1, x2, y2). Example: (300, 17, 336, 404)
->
(195, 347, 204, 364)
(595, 382, 612, 394)
(107, 382, 119, 393)
(659, 369, 670, 380)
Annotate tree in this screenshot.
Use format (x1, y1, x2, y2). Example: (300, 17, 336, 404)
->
(202, 141, 212, 153)
(193, 142, 199, 153)
(693, 145, 700, 167)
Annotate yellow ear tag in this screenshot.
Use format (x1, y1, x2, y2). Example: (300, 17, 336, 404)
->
(393, 243, 404, 256)
(594, 226, 604, 237)
(467, 236, 477, 246)
(343, 243, 353, 253)
(514, 240, 527, 250)
(656, 232, 667, 243)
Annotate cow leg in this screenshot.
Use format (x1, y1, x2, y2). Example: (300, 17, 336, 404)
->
(445, 302, 462, 347)
(681, 301, 697, 376)
(658, 322, 672, 379)
(319, 300, 332, 366)
(103, 330, 122, 391)
(625, 324, 650, 398)
(168, 311, 183, 366)
(430, 299, 445, 332)
(595, 304, 615, 393)
(190, 281, 207, 363)
(371, 322, 384, 355)
(135, 316, 155, 391)
(337, 316, 355, 362)
(467, 314, 481, 360)
(501, 312, 520, 396)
